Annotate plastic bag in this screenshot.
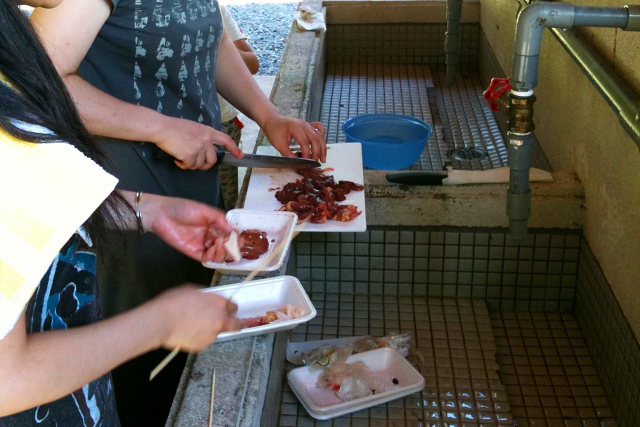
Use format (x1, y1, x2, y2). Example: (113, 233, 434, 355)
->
(316, 361, 385, 401)
(302, 333, 412, 367)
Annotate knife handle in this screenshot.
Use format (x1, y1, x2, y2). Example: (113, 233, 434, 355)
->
(154, 148, 226, 166)
(214, 150, 226, 165)
(386, 171, 447, 185)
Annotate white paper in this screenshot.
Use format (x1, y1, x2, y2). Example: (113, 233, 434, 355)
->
(0, 136, 118, 339)
(295, 6, 326, 32)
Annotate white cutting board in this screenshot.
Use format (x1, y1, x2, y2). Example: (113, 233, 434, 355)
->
(244, 143, 367, 232)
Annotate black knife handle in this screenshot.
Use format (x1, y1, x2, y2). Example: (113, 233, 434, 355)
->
(386, 171, 447, 185)
(214, 150, 225, 165)
(154, 148, 226, 166)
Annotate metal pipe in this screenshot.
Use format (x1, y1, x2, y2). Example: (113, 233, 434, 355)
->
(506, 2, 640, 240)
(445, 0, 463, 84)
(550, 27, 640, 147)
(506, 132, 534, 240)
(512, 3, 634, 92)
(573, 7, 629, 27)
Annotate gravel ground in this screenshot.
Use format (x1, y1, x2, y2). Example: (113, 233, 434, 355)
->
(225, 3, 298, 76)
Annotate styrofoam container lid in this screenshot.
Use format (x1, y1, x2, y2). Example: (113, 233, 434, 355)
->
(203, 275, 316, 342)
(288, 347, 425, 420)
(202, 209, 297, 274)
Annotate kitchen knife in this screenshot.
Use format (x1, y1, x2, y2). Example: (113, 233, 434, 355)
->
(386, 166, 553, 185)
(153, 147, 320, 169)
(216, 151, 320, 169)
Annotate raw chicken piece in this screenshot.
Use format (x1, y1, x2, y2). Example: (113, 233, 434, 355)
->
(239, 304, 304, 328)
(224, 230, 242, 262)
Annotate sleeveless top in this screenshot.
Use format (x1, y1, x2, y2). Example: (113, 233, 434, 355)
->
(79, 0, 225, 315)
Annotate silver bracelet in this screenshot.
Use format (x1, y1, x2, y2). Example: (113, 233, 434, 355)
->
(135, 191, 145, 234)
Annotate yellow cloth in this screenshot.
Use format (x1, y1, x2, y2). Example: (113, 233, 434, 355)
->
(0, 128, 118, 339)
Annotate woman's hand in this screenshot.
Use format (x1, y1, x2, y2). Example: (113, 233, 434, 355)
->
(138, 194, 234, 263)
(154, 116, 244, 170)
(149, 285, 242, 352)
(261, 116, 327, 162)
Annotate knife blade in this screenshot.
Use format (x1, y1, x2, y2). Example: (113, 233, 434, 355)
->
(386, 166, 553, 185)
(216, 151, 320, 169)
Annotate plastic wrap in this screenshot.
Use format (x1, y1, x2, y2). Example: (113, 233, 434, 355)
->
(316, 361, 385, 401)
(302, 333, 412, 367)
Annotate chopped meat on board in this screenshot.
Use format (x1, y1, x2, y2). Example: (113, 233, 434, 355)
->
(274, 168, 364, 223)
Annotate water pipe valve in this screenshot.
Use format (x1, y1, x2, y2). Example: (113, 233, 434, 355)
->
(483, 77, 512, 112)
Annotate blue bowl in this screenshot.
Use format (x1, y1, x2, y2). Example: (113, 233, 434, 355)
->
(342, 114, 433, 170)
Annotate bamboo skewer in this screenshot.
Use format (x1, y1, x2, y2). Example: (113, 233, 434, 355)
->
(149, 347, 180, 381)
(149, 220, 305, 381)
(208, 369, 216, 427)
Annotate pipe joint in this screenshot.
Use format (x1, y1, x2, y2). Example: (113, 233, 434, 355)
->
(626, 5, 640, 31)
(509, 94, 536, 134)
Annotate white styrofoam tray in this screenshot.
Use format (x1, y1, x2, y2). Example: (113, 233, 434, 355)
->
(288, 347, 425, 420)
(202, 209, 296, 273)
(203, 275, 316, 342)
(243, 143, 366, 232)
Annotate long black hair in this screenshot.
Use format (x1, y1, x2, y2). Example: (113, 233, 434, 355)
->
(0, 0, 130, 246)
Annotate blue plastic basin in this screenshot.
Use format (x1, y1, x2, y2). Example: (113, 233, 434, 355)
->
(342, 114, 433, 170)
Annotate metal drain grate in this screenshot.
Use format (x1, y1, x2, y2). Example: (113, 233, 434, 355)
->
(279, 297, 514, 426)
(320, 64, 507, 171)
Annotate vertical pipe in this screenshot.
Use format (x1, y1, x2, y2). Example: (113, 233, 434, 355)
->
(506, 132, 533, 240)
(445, 0, 463, 85)
(505, 1, 636, 239)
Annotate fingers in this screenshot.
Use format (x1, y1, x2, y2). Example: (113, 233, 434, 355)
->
(203, 146, 219, 170)
(309, 121, 328, 162)
(310, 121, 327, 137)
(212, 131, 244, 159)
(201, 236, 227, 263)
(225, 298, 238, 316)
(294, 121, 327, 162)
(297, 130, 311, 159)
(224, 316, 243, 332)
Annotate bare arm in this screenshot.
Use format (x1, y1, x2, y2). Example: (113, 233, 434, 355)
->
(215, 32, 327, 161)
(118, 190, 235, 263)
(0, 288, 240, 416)
(30, 0, 242, 170)
(233, 38, 259, 75)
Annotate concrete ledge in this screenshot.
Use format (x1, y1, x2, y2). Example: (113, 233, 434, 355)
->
(325, 0, 480, 24)
(365, 171, 585, 228)
(168, 334, 274, 427)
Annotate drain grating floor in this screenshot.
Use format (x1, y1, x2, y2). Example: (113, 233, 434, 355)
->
(278, 297, 514, 426)
(491, 312, 618, 427)
(320, 63, 508, 171)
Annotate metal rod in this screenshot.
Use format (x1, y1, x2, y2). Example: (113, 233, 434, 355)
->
(445, 0, 463, 84)
(550, 27, 640, 147)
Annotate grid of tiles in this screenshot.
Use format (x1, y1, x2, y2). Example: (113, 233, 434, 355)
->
(280, 298, 513, 426)
(322, 23, 509, 172)
(320, 63, 508, 171)
(430, 71, 508, 171)
(575, 241, 640, 426)
(292, 229, 579, 311)
(491, 312, 617, 426)
(326, 24, 479, 71)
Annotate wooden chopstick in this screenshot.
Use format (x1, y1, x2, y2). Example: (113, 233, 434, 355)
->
(149, 218, 305, 381)
(149, 347, 180, 381)
(208, 369, 216, 427)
